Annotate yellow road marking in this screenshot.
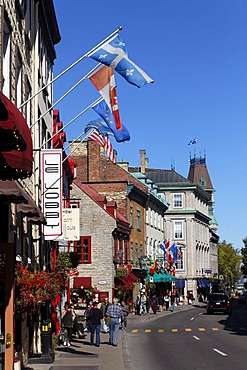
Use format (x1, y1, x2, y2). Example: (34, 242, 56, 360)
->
(172, 329, 178, 332)
(131, 330, 138, 333)
(145, 329, 151, 333)
(198, 328, 206, 332)
(185, 328, 192, 332)
(212, 328, 219, 331)
(158, 329, 164, 333)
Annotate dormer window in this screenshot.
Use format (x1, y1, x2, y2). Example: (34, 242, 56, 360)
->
(200, 177, 206, 187)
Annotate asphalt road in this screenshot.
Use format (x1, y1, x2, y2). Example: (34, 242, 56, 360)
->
(126, 301, 247, 370)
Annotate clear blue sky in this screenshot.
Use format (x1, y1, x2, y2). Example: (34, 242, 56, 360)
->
(53, 0, 247, 250)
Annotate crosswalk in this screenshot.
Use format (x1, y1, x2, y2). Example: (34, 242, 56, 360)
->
(130, 327, 220, 333)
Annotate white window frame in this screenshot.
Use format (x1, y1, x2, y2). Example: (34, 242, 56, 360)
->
(174, 220, 183, 239)
(173, 193, 183, 208)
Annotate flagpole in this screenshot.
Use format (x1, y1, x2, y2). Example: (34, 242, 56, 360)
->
(19, 26, 122, 109)
(30, 63, 101, 129)
(39, 96, 103, 149)
(62, 128, 95, 163)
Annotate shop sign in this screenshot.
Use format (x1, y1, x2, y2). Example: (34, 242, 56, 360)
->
(41, 149, 62, 240)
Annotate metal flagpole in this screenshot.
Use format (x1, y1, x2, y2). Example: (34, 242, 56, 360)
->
(38, 96, 103, 149)
(19, 26, 122, 109)
(62, 128, 95, 163)
(30, 63, 101, 129)
(42, 128, 96, 197)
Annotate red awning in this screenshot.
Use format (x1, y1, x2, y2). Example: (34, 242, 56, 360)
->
(74, 277, 92, 289)
(125, 272, 139, 283)
(0, 92, 33, 180)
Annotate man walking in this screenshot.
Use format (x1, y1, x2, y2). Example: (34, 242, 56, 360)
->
(87, 301, 103, 347)
(100, 297, 110, 333)
(106, 298, 124, 346)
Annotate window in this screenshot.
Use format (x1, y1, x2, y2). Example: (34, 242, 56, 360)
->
(174, 194, 182, 208)
(200, 177, 206, 187)
(174, 221, 183, 239)
(74, 236, 91, 263)
(130, 242, 134, 263)
(175, 248, 184, 270)
(130, 207, 133, 228)
(137, 210, 141, 231)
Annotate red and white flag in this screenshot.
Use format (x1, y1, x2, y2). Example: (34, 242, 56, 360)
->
(89, 65, 122, 130)
(89, 130, 115, 164)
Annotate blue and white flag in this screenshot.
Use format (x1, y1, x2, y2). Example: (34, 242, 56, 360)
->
(170, 243, 178, 261)
(159, 239, 167, 261)
(89, 35, 153, 88)
(188, 137, 197, 145)
(92, 100, 130, 143)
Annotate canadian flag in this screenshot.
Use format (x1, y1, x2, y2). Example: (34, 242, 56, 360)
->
(89, 65, 122, 130)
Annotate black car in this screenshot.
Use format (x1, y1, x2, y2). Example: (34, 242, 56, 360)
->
(206, 293, 232, 315)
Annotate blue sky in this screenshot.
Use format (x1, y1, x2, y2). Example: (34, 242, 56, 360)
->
(53, 0, 247, 250)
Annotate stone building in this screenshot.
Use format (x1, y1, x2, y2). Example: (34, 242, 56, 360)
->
(70, 178, 130, 303)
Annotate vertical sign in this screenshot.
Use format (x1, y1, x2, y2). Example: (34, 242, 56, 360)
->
(41, 149, 63, 240)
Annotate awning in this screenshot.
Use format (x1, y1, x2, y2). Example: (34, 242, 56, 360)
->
(0, 180, 46, 224)
(146, 270, 176, 283)
(0, 92, 33, 180)
(74, 277, 92, 289)
(0, 180, 29, 204)
(17, 193, 46, 224)
(124, 272, 139, 283)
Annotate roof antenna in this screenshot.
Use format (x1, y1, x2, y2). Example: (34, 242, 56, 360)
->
(171, 157, 175, 171)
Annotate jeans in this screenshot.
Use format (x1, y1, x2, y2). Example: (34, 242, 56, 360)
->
(109, 317, 120, 345)
(90, 324, 101, 346)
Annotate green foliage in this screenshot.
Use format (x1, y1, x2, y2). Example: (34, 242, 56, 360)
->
(56, 252, 73, 271)
(241, 237, 247, 275)
(115, 267, 128, 278)
(218, 240, 241, 284)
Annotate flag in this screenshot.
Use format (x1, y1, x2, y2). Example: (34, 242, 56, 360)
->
(188, 137, 197, 145)
(89, 66, 122, 130)
(88, 130, 115, 164)
(84, 119, 113, 137)
(170, 243, 178, 261)
(88, 34, 153, 88)
(159, 239, 167, 261)
(178, 246, 182, 260)
(92, 99, 130, 143)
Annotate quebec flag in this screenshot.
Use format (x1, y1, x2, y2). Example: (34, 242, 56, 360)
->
(88, 35, 154, 88)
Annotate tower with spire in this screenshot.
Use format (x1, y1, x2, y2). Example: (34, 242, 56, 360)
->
(188, 153, 218, 231)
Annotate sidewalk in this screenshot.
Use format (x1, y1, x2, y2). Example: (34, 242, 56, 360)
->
(26, 302, 247, 370)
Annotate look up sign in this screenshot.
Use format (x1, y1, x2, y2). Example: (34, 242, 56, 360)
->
(41, 149, 63, 240)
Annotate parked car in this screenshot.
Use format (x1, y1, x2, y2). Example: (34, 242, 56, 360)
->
(206, 293, 232, 315)
(238, 291, 247, 304)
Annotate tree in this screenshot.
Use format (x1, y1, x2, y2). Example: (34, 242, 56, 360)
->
(218, 240, 241, 287)
(241, 237, 247, 288)
(241, 237, 247, 275)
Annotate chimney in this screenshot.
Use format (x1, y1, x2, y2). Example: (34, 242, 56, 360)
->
(140, 149, 147, 173)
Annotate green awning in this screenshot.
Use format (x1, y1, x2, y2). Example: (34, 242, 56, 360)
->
(146, 270, 176, 283)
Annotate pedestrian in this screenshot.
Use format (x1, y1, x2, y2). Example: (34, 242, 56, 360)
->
(84, 300, 93, 332)
(158, 294, 164, 312)
(164, 294, 169, 311)
(151, 295, 158, 314)
(135, 295, 141, 315)
(61, 301, 75, 346)
(140, 293, 147, 314)
(120, 300, 129, 329)
(106, 298, 124, 346)
(170, 292, 175, 312)
(146, 296, 150, 314)
(87, 301, 103, 347)
(100, 297, 110, 333)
